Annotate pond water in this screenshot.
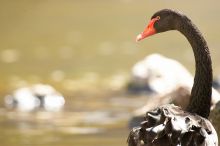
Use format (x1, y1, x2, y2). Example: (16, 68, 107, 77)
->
(0, 93, 147, 146)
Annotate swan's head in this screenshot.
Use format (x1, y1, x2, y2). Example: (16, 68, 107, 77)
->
(136, 9, 181, 42)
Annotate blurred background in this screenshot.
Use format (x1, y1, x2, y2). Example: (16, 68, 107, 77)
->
(0, 1, 220, 146)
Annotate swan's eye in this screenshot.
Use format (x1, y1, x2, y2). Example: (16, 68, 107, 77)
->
(156, 16, 160, 20)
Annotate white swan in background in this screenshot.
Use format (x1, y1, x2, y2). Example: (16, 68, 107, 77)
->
(130, 53, 220, 105)
(129, 54, 220, 128)
(4, 84, 65, 112)
(131, 54, 193, 94)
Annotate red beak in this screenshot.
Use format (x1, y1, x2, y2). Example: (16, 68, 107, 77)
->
(136, 17, 159, 42)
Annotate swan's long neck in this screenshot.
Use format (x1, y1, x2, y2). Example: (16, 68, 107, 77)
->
(177, 16, 212, 118)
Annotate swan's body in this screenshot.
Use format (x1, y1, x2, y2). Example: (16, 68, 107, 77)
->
(129, 104, 218, 146)
(5, 84, 65, 112)
(128, 9, 218, 146)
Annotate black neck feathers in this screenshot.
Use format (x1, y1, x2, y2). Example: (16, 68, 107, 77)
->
(177, 15, 212, 118)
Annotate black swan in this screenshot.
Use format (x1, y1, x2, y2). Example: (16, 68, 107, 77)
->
(127, 9, 218, 146)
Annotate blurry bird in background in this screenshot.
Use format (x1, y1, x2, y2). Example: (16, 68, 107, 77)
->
(4, 84, 65, 112)
(128, 54, 220, 128)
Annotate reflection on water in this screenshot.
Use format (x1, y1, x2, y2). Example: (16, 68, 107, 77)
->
(0, 90, 147, 146)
